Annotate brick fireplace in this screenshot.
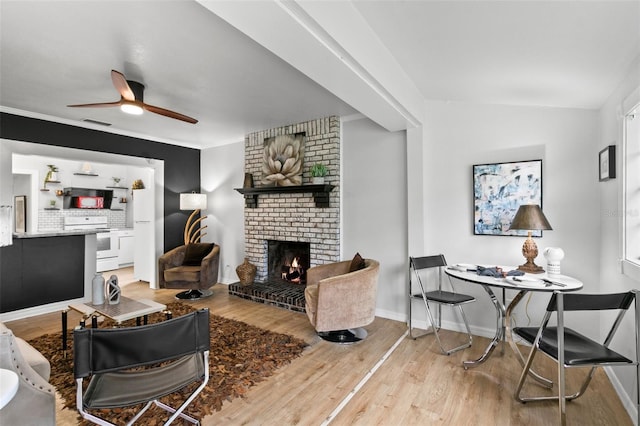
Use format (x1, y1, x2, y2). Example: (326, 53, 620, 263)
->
(229, 116, 341, 311)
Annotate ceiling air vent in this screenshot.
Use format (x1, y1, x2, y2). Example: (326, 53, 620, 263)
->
(83, 118, 112, 126)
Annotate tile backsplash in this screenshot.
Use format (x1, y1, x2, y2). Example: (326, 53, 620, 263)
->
(38, 209, 126, 230)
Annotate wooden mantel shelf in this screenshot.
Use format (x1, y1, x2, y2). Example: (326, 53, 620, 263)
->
(234, 184, 335, 208)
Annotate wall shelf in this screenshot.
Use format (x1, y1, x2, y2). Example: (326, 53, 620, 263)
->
(234, 184, 335, 208)
(42, 180, 61, 191)
(106, 186, 128, 189)
(73, 172, 98, 176)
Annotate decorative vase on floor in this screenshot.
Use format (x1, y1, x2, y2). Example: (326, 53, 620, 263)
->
(92, 273, 105, 305)
(236, 258, 257, 286)
(105, 274, 121, 304)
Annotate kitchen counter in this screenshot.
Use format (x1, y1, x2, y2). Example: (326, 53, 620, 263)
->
(13, 229, 100, 239)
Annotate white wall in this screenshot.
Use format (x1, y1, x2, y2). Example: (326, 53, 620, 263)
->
(598, 56, 640, 419)
(197, 103, 638, 417)
(200, 140, 245, 283)
(342, 117, 408, 321)
(420, 101, 600, 335)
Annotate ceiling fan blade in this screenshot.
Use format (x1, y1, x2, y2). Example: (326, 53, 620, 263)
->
(144, 103, 198, 124)
(67, 101, 122, 108)
(111, 70, 135, 101)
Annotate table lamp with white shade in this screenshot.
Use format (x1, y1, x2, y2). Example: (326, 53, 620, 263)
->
(180, 193, 208, 245)
(508, 204, 552, 274)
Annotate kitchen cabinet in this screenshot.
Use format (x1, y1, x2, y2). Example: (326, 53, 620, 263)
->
(118, 230, 134, 266)
(0, 235, 84, 313)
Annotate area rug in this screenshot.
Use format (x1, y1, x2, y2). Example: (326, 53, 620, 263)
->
(28, 302, 308, 425)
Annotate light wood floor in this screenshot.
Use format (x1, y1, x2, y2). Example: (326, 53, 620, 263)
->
(6, 267, 633, 426)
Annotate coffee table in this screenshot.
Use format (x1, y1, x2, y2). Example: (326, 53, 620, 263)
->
(61, 296, 167, 354)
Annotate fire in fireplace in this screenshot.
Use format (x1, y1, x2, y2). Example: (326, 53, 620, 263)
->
(283, 256, 304, 283)
(267, 240, 310, 284)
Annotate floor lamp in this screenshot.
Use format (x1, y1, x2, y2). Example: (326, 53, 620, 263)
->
(180, 193, 208, 244)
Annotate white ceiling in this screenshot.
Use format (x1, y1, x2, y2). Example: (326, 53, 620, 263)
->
(1, 1, 639, 150)
(0, 0, 357, 148)
(354, 0, 640, 109)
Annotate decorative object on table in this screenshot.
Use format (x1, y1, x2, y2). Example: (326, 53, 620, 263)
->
(508, 204, 553, 274)
(262, 133, 304, 186)
(543, 247, 565, 275)
(473, 159, 542, 236)
(13, 195, 26, 233)
(0, 205, 12, 247)
(236, 258, 257, 286)
(131, 179, 145, 190)
(44, 164, 58, 182)
(310, 163, 328, 184)
(243, 172, 254, 188)
(105, 274, 120, 304)
(599, 145, 616, 181)
(180, 192, 208, 244)
(476, 266, 524, 278)
(92, 273, 105, 305)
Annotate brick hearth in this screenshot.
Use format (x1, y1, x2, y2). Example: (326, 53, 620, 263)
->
(228, 280, 306, 313)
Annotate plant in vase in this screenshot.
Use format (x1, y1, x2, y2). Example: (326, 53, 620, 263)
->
(310, 163, 328, 184)
(44, 164, 59, 185)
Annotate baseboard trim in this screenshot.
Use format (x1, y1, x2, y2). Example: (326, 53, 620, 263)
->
(604, 366, 638, 426)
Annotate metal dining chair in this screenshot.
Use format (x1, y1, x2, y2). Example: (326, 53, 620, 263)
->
(408, 255, 475, 355)
(513, 290, 639, 425)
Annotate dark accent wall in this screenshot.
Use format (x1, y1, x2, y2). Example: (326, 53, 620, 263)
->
(1, 112, 200, 251)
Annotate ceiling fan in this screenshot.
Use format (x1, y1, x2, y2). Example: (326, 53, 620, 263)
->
(68, 70, 198, 124)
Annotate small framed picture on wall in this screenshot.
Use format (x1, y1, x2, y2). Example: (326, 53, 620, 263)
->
(599, 145, 616, 181)
(14, 195, 26, 233)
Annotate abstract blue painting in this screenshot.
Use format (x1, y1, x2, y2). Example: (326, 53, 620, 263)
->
(473, 159, 542, 236)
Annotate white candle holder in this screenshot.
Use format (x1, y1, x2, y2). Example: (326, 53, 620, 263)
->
(543, 247, 565, 275)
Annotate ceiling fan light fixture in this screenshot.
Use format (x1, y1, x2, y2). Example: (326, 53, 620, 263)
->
(120, 102, 143, 115)
(69, 70, 196, 123)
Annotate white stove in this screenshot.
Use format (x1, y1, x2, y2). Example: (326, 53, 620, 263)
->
(63, 216, 109, 231)
(64, 216, 119, 272)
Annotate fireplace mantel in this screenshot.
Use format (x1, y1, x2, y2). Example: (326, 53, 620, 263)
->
(235, 184, 335, 208)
